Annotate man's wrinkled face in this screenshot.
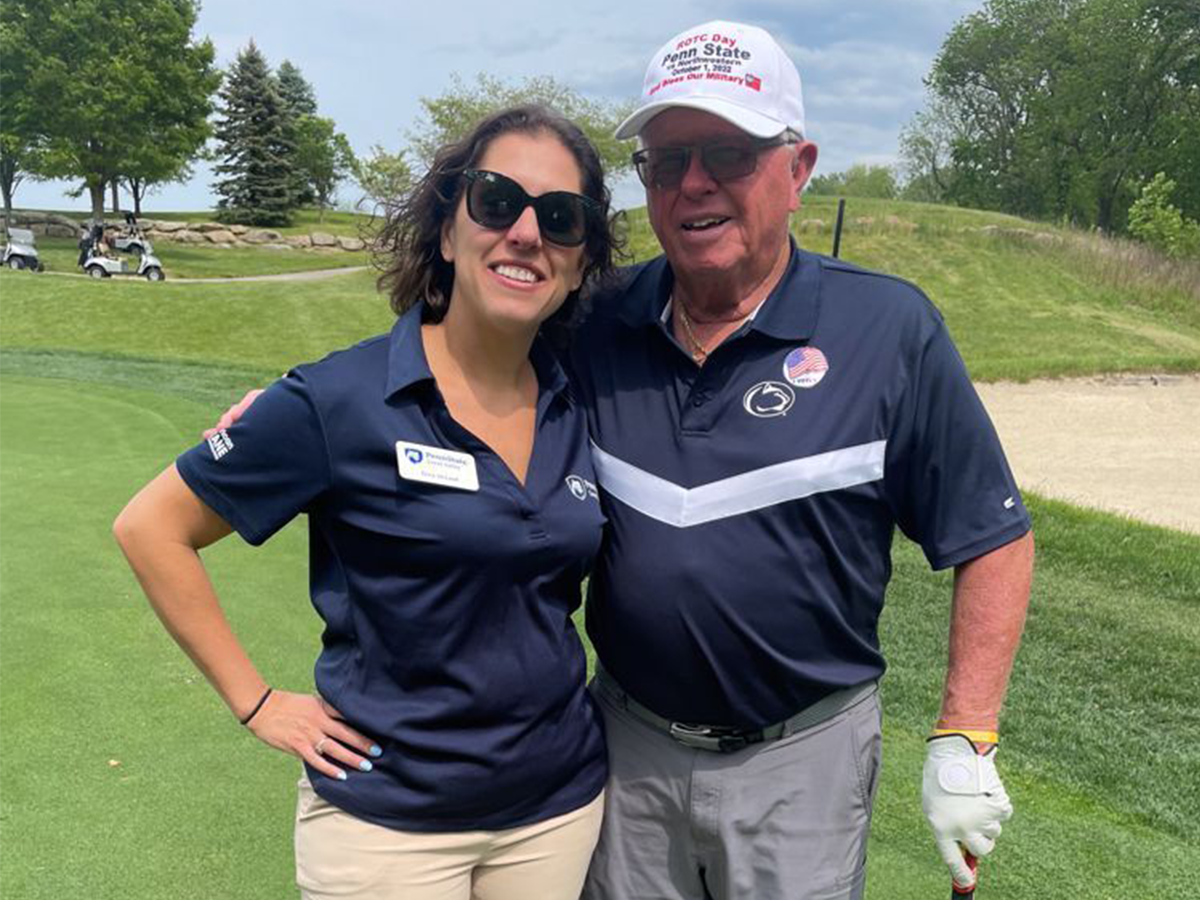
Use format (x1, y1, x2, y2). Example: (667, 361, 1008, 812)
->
(641, 108, 814, 292)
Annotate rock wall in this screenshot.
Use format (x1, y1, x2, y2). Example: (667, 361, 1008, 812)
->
(1, 211, 367, 252)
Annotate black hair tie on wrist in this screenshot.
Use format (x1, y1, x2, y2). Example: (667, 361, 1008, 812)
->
(240, 687, 273, 726)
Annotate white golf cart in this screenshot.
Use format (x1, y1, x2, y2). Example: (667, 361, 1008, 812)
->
(3, 227, 45, 271)
(79, 221, 165, 281)
(110, 212, 149, 256)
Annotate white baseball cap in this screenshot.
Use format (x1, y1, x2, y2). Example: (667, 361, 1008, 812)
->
(615, 21, 805, 140)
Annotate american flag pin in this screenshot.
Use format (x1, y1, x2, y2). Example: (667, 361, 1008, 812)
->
(782, 346, 830, 388)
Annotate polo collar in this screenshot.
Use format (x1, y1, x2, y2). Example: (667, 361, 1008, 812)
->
(385, 303, 435, 398)
(618, 240, 822, 342)
(385, 301, 571, 401)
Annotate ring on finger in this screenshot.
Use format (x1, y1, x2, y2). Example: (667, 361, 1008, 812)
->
(315, 737, 329, 756)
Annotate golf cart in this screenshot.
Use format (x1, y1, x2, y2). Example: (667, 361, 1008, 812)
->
(3, 227, 45, 271)
(79, 221, 165, 281)
(111, 211, 148, 256)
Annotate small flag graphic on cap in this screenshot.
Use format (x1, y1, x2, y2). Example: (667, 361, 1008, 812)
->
(745, 73, 762, 91)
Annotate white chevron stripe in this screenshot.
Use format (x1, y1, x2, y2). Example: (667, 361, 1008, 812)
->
(590, 440, 887, 528)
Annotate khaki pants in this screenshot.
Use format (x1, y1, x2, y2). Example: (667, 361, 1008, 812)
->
(295, 776, 604, 900)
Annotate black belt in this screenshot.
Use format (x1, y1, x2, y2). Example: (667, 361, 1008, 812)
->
(595, 668, 878, 754)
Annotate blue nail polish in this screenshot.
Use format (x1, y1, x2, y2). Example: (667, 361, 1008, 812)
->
(336, 770, 347, 781)
(369, 744, 382, 757)
(359, 760, 373, 772)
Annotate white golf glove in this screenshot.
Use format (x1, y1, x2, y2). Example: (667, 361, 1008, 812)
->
(922, 734, 1013, 889)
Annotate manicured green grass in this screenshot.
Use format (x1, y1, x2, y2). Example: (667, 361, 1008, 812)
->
(0, 269, 394, 374)
(2, 201, 1198, 896)
(1, 359, 1195, 899)
(28, 236, 368, 279)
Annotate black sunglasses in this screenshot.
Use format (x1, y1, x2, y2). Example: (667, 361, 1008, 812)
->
(460, 169, 600, 248)
(632, 136, 795, 190)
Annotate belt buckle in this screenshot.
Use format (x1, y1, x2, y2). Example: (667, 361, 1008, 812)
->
(668, 722, 752, 753)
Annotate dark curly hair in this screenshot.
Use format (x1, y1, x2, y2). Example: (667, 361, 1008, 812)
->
(374, 104, 623, 341)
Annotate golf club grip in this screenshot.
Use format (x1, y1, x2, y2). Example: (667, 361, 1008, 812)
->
(950, 851, 978, 898)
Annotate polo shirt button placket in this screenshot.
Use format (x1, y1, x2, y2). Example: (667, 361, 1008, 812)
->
(681, 382, 718, 434)
(513, 493, 547, 541)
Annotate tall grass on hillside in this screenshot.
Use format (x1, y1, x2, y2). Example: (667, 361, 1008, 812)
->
(1056, 230, 1200, 324)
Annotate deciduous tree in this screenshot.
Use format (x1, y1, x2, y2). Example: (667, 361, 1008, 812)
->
(294, 115, 354, 222)
(351, 146, 412, 213)
(0, 4, 44, 226)
(7, 0, 217, 221)
(922, 0, 1200, 230)
(410, 74, 637, 180)
(808, 164, 898, 199)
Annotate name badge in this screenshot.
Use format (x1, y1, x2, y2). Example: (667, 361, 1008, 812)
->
(396, 441, 479, 492)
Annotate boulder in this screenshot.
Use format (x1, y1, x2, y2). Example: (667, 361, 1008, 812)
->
(229, 224, 249, 235)
(204, 229, 238, 243)
(310, 231, 339, 247)
(242, 228, 283, 244)
(175, 230, 207, 243)
(195, 222, 228, 233)
(261, 243, 293, 251)
(153, 221, 189, 233)
(337, 236, 366, 252)
(46, 224, 77, 238)
(3, 211, 84, 230)
(853, 216, 876, 227)
(799, 218, 824, 232)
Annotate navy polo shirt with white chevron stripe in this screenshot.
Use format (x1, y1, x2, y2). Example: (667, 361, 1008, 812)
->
(176, 302, 607, 832)
(570, 244, 1032, 729)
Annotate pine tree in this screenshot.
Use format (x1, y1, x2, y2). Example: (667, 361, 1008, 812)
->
(275, 60, 318, 207)
(212, 42, 297, 226)
(276, 61, 317, 118)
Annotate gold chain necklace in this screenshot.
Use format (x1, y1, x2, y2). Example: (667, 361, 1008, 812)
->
(675, 300, 710, 364)
(674, 296, 750, 365)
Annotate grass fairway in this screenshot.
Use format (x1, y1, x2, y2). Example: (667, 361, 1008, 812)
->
(31, 235, 368, 279)
(1, 364, 1196, 899)
(2, 204, 1198, 897)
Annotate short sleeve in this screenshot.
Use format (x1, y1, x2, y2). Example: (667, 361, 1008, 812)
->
(176, 370, 331, 545)
(886, 321, 1032, 569)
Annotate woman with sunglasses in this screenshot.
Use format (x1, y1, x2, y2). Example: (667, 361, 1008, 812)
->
(114, 105, 619, 900)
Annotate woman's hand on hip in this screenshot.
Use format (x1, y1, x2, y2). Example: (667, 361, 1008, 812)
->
(247, 691, 382, 781)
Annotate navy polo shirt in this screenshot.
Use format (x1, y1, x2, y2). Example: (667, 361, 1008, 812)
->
(570, 244, 1032, 729)
(176, 303, 607, 832)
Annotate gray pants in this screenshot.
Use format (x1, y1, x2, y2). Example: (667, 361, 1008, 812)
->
(582, 680, 882, 900)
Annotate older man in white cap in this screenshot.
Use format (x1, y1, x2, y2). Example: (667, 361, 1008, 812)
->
(570, 20, 1034, 900)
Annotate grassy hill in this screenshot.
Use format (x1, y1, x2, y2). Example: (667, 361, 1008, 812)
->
(1, 202, 1197, 899)
(5, 198, 1198, 383)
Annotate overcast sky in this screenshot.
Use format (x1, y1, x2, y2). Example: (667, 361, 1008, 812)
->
(18, 0, 983, 213)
